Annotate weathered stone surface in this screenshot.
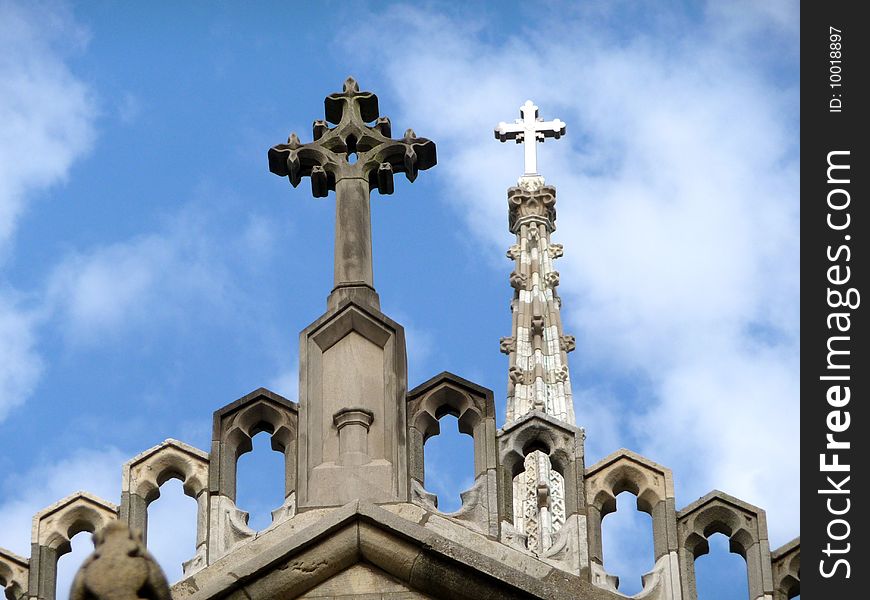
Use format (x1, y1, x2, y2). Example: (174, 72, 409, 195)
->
(171, 500, 624, 600)
(0, 548, 28, 600)
(30, 492, 119, 600)
(677, 490, 774, 600)
(298, 303, 408, 509)
(70, 521, 171, 600)
(210, 387, 298, 502)
(498, 411, 586, 527)
(771, 537, 800, 600)
(584, 448, 681, 594)
(406, 372, 499, 536)
(269, 77, 436, 312)
(298, 563, 431, 599)
(120, 438, 209, 574)
(207, 387, 298, 562)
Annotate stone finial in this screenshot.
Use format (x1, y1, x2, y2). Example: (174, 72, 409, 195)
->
(268, 77, 436, 197)
(495, 100, 565, 178)
(508, 185, 557, 233)
(268, 78, 437, 310)
(70, 521, 171, 600)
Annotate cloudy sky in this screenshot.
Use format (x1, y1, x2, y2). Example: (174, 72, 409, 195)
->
(0, 1, 798, 598)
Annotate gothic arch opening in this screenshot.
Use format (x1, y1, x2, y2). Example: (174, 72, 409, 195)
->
(694, 532, 749, 599)
(145, 478, 197, 582)
(422, 411, 475, 512)
(600, 490, 654, 595)
(236, 430, 286, 530)
(54, 531, 91, 600)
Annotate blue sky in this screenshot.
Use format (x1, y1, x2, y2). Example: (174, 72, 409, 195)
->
(0, 1, 798, 598)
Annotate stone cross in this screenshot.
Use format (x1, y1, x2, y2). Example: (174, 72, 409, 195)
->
(269, 77, 436, 310)
(495, 100, 566, 176)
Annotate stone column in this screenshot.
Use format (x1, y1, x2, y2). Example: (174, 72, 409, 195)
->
(334, 407, 374, 466)
(331, 177, 377, 310)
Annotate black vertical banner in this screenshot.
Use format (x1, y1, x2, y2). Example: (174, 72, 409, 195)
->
(802, 2, 867, 597)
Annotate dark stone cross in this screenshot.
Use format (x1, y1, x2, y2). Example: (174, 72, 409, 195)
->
(269, 77, 436, 311)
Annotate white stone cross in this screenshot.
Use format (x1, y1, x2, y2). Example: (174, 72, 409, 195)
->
(495, 100, 566, 176)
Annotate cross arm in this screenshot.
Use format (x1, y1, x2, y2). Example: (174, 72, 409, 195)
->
(269, 77, 436, 197)
(495, 121, 525, 142)
(536, 119, 566, 139)
(268, 133, 336, 197)
(364, 129, 436, 193)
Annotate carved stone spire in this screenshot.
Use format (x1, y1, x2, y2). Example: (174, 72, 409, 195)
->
(269, 76, 436, 311)
(495, 101, 576, 555)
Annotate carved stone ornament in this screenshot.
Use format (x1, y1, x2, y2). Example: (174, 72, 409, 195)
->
(269, 77, 437, 309)
(268, 77, 436, 196)
(559, 334, 576, 353)
(509, 270, 527, 290)
(548, 243, 564, 259)
(507, 186, 557, 233)
(499, 336, 517, 354)
(517, 174, 546, 192)
(553, 365, 569, 383)
(506, 244, 521, 260)
(509, 366, 526, 385)
(70, 521, 171, 600)
(530, 315, 545, 337)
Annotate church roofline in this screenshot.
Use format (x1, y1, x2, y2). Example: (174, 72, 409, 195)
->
(171, 500, 621, 600)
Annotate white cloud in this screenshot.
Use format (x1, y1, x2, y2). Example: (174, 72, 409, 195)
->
(0, 0, 95, 251)
(44, 202, 250, 345)
(47, 235, 171, 339)
(600, 494, 655, 595)
(0, 295, 42, 421)
(381, 310, 435, 384)
(352, 2, 799, 545)
(0, 447, 124, 556)
(144, 478, 199, 584)
(117, 91, 142, 124)
(268, 366, 299, 401)
(0, 1, 96, 421)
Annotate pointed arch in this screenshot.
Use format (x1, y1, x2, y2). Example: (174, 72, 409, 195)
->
(406, 372, 498, 537)
(30, 492, 118, 600)
(208, 388, 298, 561)
(772, 538, 800, 599)
(0, 549, 28, 600)
(585, 449, 681, 595)
(677, 490, 774, 600)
